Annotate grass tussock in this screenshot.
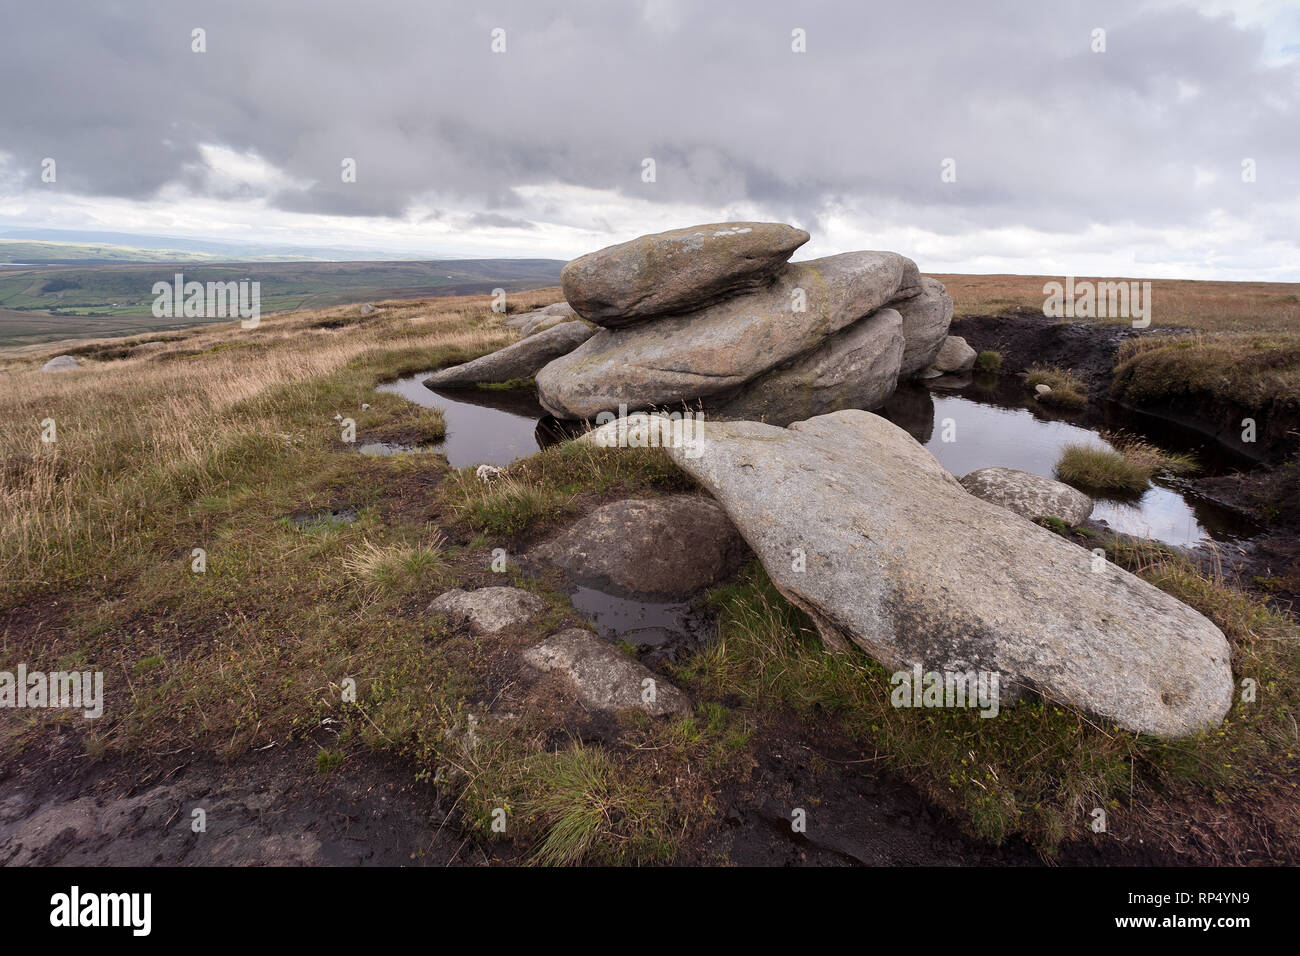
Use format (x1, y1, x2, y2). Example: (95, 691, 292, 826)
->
(1026, 364, 1088, 408)
(680, 558, 1299, 850)
(1055, 432, 1196, 496)
(975, 350, 1003, 373)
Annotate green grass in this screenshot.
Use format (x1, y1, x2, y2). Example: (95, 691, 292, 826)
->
(678, 558, 1299, 850)
(975, 350, 1003, 372)
(1026, 365, 1088, 408)
(441, 440, 692, 540)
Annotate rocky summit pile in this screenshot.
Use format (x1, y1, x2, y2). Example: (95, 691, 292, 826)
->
(537, 222, 956, 423)
(423, 222, 960, 423)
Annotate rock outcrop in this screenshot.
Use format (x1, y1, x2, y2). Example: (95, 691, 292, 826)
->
(959, 467, 1094, 526)
(661, 410, 1234, 738)
(422, 320, 594, 388)
(707, 308, 904, 425)
(537, 250, 920, 420)
(426, 223, 950, 420)
(897, 278, 955, 376)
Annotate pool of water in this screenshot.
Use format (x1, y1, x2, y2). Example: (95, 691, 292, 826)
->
(378, 370, 1258, 549)
(376, 376, 554, 469)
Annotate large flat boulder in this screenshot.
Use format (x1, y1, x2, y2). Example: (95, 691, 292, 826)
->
(960, 467, 1093, 526)
(532, 495, 746, 598)
(896, 278, 954, 377)
(708, 308, 903, 424)
(523, 628, 691, 716)
(662, 410, 1234, 738)
(561, 222, 809, 327)
(537, 252, 918, 420)
(422, 320, 593, 388)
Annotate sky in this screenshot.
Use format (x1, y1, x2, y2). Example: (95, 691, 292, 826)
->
(1, 0, 1297, 279)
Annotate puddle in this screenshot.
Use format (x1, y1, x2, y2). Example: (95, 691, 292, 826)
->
(375, 376, 557, 468)
(358, 442, 434, 455)
(380, 369, 1257, 549)
(569, 585, 712, 665)
(879, 378, 1258, 548)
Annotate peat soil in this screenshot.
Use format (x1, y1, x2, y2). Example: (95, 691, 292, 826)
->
(11, 712, 1285, 867)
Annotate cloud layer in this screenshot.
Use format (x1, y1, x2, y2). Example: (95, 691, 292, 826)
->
(1, 0, 1297, 276)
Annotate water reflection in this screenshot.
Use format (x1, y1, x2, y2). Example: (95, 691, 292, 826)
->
(378, 370, 1257, 549)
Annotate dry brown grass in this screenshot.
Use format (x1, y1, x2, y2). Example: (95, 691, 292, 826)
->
(0, 293, 543, 597)
(935, 273, 1300, 332)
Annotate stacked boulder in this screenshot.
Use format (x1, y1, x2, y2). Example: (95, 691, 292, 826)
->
(534, 222, 956, 424)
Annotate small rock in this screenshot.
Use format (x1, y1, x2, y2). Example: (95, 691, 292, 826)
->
(523, 628, 691, 716)
(475, 464, 503, 482)
(359, 303, 376, 315)
(923, 335, 977, 375)
(959, 466, 1093, 526)
(429, 587, 546, 634)
(40, 355, 81, 372)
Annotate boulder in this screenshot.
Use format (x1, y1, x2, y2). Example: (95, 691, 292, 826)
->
(504, 301, 576, 334)
(707, 308, 903, 424)
(359, 303, 377, 315)
(423, 320, 594, 388)
(896, 278, 954, 377)
(959, 467, 1094, 526)
(537, 252, 918, 420)
(523, 628, 691, 716)
(40, 355, 81, 372)
(533, 495, 746, 598)
(661, 410, 1234, 738)
(922, 335, 976, 376)
(429, 586, 546, 634)
(561, 222, 809, 327)
(574, 412, 679, 450)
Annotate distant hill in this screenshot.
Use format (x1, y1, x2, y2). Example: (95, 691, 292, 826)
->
(0, 228, 446, 263)
(0, 258, 567, 348)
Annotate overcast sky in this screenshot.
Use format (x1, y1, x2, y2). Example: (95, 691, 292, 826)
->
(1, 0, 1297, 278)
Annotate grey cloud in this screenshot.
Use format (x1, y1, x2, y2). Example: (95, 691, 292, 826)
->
(0, 0, 1296, 240)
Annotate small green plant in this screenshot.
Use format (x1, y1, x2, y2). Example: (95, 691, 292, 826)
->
(315, 748, 345, 773)
(975, 350, 1003, 373)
